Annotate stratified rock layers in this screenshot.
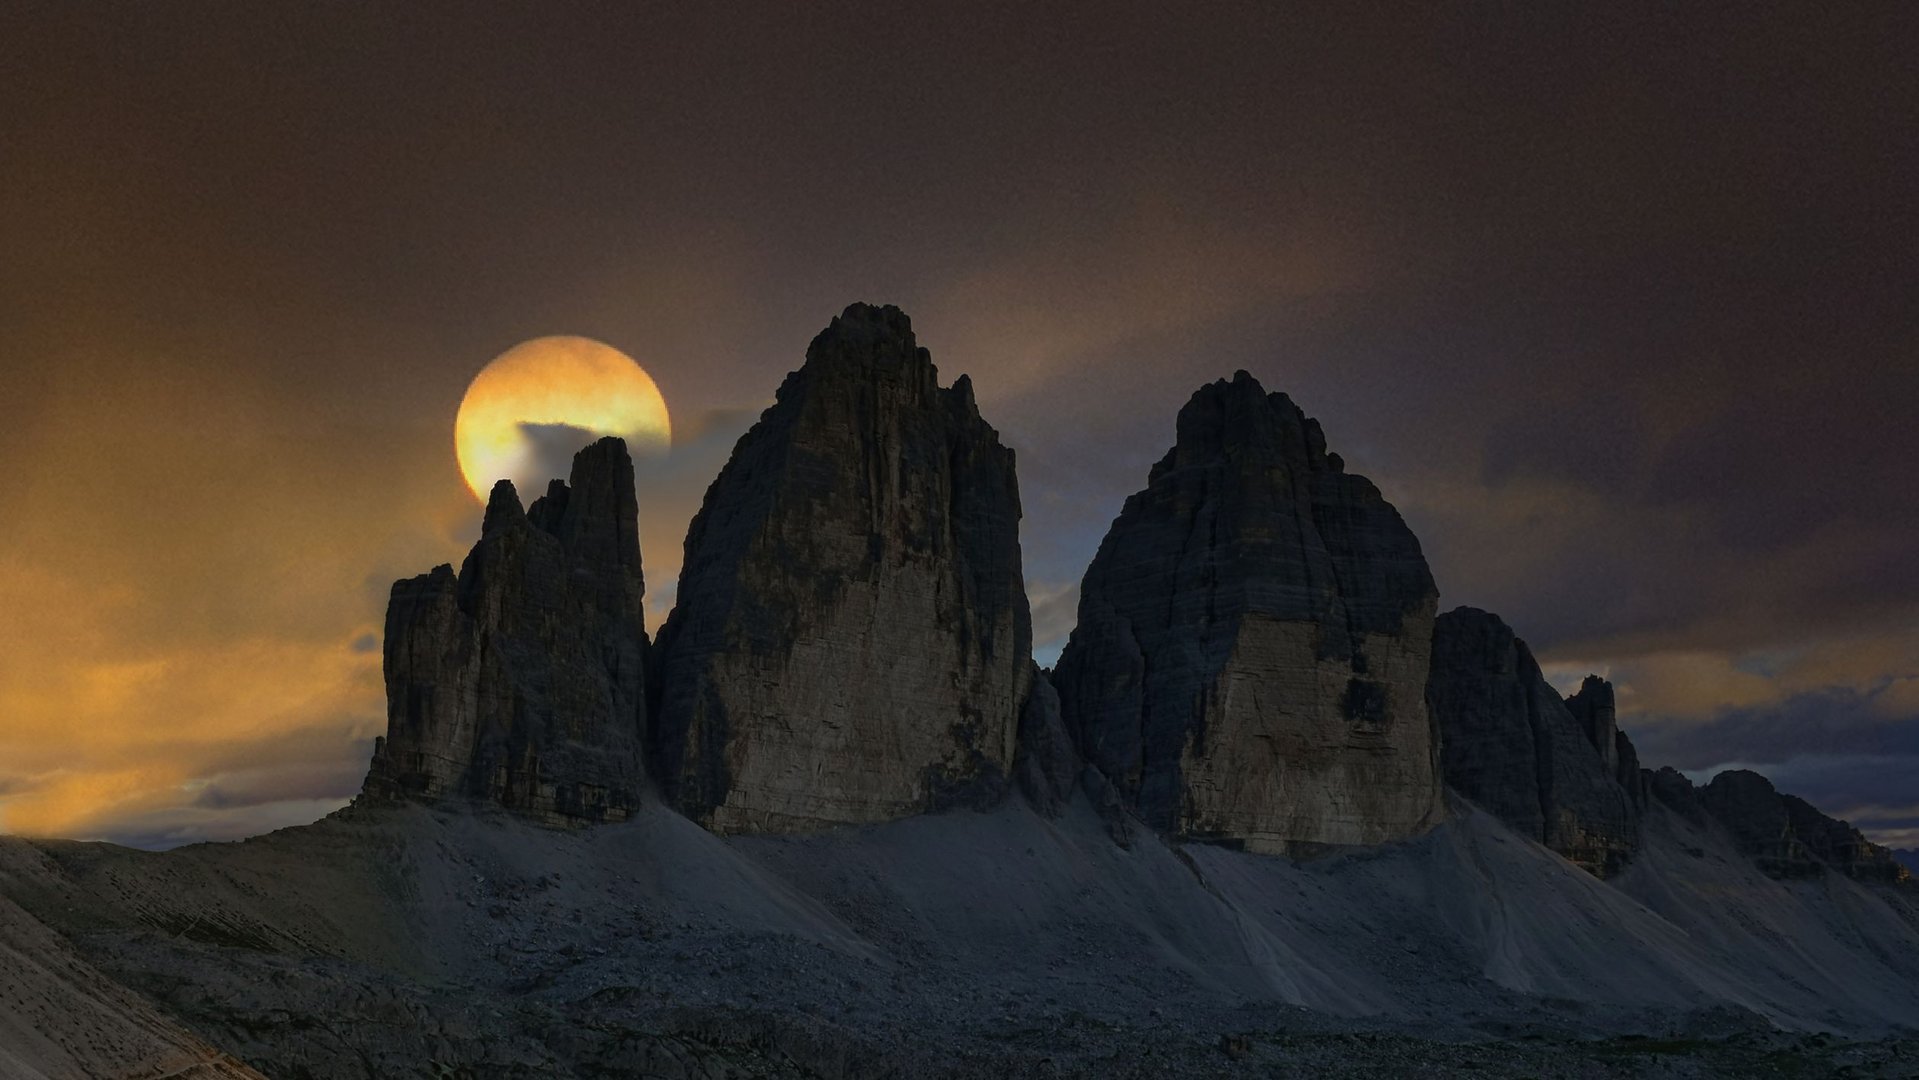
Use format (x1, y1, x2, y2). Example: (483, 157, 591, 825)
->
(1427, 608, 1638, 876)
(1053, 372, 1444, 853)
(363, 438, 649, 824)
(652, 304, 1032, 833)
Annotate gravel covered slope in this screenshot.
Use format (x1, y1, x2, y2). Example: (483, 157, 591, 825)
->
(0, 849, 265, 1080)
(0, 794, 1914, 1077)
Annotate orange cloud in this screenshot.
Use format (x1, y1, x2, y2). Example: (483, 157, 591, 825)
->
(0, 335, 761, 843)
(0, 609, 384, 838)
(0, 352, 454, 842)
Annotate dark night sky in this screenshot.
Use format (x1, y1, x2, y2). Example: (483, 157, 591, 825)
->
(2, 3, 1914, 847)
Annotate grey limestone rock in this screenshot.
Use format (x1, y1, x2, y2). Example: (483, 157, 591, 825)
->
(362, 437, 649, 825)
(1052, 371, 1444, 853)
(1427, 608, 1639, 877)
(651, 303, 1031, 833)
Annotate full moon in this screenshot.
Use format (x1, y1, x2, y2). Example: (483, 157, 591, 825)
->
(454, 336, 671, 502)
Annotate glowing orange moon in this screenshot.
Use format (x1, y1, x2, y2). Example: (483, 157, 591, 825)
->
(454, 336, 671, 501)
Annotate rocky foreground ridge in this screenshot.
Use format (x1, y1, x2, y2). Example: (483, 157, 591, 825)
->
(355, 302, 1904, 890)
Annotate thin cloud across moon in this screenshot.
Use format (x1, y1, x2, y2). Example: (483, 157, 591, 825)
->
(453, 336, 671, 501)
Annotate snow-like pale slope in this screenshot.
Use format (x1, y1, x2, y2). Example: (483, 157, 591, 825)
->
(0, 791, 1914, 1077)
(738, 794, 1919, 1031)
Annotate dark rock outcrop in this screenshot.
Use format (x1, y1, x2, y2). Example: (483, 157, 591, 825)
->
(651, 304, 1032, 833)
(1565, 676, 1618, 771)
(1695, 769, 1909, 883)
(1648, 765, 1706, 823)
(1782, 795, 1907, 884)
(362, 438, 649, 824)
(1698, 770, 1822, 878)
(1565, 675, 1651, 812)
(1053, 371, 1443, 853)
(1013, 672, 1079, 817)
(1427, 608, 1639, 876)
(1613, 730, 1649, 812)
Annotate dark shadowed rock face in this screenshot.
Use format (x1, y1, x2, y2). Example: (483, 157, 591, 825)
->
(1780, 795, 1908, 884)
(1613, 730, 1649, 812)
(1698, 770, 1822, 878)
(1566, 675, 1650, 812)
(1053, 371, 1443, 853)
(1695, 769, 1909, 883)
(1648, 766, 1705, 822)
(1565, 676, 1618, 771)
(362, 437, 648, 825)
(1428, 608, 1639, 877)
(651, 303, 1032, 833)
(1013, 671, 1079, 817)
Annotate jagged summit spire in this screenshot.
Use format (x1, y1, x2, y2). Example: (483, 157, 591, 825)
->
(481, 479, 525, 536)
(814, 301, 917, 351)
(362, 437, 648, 825)
(777, 302, 940, 405)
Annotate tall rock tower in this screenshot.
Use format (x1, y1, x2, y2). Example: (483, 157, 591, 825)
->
(1426, 608, 1640, 876)
(1053, 371, 1445, 853)
(652, 303, 1033, 833)
(362, 437, 649, 824)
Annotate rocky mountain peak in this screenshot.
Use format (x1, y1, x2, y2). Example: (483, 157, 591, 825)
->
(1157, 371, 1332, 477)
(1639, 766, 1910, 883)
(548, 436, 647, 590)
(783, 303, 938, 396)
(652, 303, 1034, 833)
(482, 478, 526, 535)
(1054, 371, 1443, 853)
(362, 437, 649, 825)
(1565, 675, 1619, 770)
(1686, 768, 1909, 882)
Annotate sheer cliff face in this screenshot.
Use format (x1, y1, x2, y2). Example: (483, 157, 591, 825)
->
(363, 437, 649, 825)
(652, 304, 1032, 833)
(1052, 372, 1444, 853)
(1428, 608, 1639, 877)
